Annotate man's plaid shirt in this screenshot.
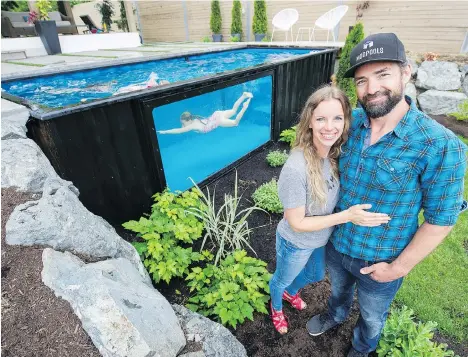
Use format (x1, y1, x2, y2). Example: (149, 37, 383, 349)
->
(331, 97, 467, 262)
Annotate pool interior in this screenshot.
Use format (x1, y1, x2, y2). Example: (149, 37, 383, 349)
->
(1, 47, 318, 109)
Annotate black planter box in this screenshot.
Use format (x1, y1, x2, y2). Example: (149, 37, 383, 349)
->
(35, 20, 61, 55)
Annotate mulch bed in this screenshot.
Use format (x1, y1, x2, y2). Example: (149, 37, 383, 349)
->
(1, 188, 100, 357)
(1, 117, 466, 357)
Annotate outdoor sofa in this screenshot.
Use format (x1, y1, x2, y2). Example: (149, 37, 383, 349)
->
(1, 11, 78, 37)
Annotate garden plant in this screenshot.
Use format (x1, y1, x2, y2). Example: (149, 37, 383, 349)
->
(266, 150, 289, 167)
(252, 179, 283, 214)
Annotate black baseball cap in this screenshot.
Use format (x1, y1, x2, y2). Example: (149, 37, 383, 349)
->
(344, 33, 407, 78)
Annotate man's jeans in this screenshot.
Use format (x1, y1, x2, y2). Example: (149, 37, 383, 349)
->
(269, 231, 325, 311)
(326, 241, 403, 353)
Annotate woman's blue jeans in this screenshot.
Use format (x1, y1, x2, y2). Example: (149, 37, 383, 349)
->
(269, 231, 326, 311)
(326, 241, 403, 353)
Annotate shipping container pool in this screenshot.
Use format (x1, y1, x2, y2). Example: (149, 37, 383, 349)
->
(1, 45, 338, 224)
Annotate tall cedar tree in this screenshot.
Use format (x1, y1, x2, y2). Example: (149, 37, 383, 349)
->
(231, 0, 242, 35)
(336, 23, 365, 108)
(210, 0, 222, 34)
(252, 0, 267, 34)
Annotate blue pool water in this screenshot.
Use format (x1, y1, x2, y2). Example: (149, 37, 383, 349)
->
(153, 75, 272, 192)
(2, 48, 314, 109)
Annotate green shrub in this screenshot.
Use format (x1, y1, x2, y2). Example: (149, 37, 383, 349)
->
(95, 0, 115, 31)
(36, 0, 52, 20)
(449, 100, 468, 121)
(252, 0, 267, 34)
(230, 36, 240, 42)
(231, 0, 242, 36)
(210, 0, 222, 34)
(185, 250, 271, 328)
(336, 23, 365, 108)
(252, 179, 283, 213)
(202, 36, 212, 42)
(266, 150, 289, 167)
(123, 188, 207, 283)
(188, 172, 266, 266)
(377, 306, 457, 357)
(279, 126, 297, 147)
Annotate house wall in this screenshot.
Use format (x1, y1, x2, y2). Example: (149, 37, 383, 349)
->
(137, 0, 468, 53)
(71, 0, 126, 34)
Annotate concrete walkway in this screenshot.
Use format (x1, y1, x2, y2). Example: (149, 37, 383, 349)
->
(1, 41, 343, 79)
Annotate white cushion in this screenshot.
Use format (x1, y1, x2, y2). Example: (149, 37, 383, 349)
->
(55, 20, 71, 27)
(12, 22, 34, 28)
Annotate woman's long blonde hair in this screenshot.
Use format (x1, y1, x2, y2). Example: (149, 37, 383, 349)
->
(293, 85, 352, 207)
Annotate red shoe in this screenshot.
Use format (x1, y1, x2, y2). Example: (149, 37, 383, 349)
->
(283, 290, 307, 310)
(270, 302, 288, 335)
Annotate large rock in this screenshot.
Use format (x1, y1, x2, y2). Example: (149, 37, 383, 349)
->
(416, 61, 462, 91)
(418, 90, 468, 115)
(405, 82, 417, 103)
(463, 75, 468, 95)
(460, 64, 468, 77)
(6, 178, 151, 284)
(1, 138, 60, 192)
(172, 304, 247, 357)
(407, 58, 418, 77)
(1, 99, 29, 139)
(42, 249, 186, 357)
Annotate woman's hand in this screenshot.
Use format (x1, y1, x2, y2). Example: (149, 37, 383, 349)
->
(345, 204, 390, 227)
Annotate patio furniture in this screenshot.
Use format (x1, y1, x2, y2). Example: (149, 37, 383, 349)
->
(271, 8, 299, 43)
(296, 5, 348, 42)
(1, 11, 78, 38)
(79, 15, 105, 34)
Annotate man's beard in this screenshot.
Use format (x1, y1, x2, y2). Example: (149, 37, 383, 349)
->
(359, 86, 403, 119)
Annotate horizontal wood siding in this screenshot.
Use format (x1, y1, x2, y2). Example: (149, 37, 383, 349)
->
(139, 1, 468, 53)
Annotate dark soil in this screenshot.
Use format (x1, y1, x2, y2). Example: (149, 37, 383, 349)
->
(430, 114, 468, 138)
(1, 188, 100, 357)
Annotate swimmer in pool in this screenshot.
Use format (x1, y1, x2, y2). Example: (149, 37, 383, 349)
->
(113, 72, 170, 95)
(157, 92, 253, 135)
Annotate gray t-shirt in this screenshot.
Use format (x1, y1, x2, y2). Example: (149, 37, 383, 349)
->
(277, 149, 340, 249)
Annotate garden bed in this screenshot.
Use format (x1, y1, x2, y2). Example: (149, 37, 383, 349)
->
(118, 140, 467, 357)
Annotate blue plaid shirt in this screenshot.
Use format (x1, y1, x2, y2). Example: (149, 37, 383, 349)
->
(331, 97, 467, 262)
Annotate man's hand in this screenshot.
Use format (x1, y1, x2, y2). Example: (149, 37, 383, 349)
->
(360, 262, 407, 283)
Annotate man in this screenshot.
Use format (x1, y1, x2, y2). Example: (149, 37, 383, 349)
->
(306, 33, 467, 357)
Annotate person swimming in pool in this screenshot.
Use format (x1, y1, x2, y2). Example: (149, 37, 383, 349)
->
(157, 92, 253, 135)
(113, 72, 170, 95)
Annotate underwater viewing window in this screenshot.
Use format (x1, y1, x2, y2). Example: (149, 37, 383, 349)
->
(152, 75, 273, 192)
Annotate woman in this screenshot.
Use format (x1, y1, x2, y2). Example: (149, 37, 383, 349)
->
(269, 85, 390, 334)
(113, 72, 169, 95)
(157, 92, 253, 135)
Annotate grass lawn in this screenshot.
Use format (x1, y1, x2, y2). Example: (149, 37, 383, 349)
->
(394, 135, 468, 342)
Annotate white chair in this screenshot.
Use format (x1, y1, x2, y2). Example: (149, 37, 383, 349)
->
(271, 8, 299, 43)
(296, 5, 348, 42)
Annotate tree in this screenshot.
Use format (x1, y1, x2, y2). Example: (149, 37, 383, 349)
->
(210, 0, 222, 34)
(336, 23, 365, 108)
(231, 0, 242, 36)
(96, 0, 115, 32)
(252, 0, 267, 34)
(115, 0, 129, 32)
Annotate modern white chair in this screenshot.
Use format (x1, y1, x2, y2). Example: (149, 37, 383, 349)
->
(271, 8, 299, 43)
(296, 5, 348, 42)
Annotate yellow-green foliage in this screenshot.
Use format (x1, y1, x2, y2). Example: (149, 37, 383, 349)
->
(377, 306, 456, 357)
(449, 100, 468, 121)
(186, 250, 271, 328)
(124, 188, 209, 284)
(266, 150, 289, 167)
(36, 0, 52, 20)
(336, 23, 365, 108)
(252, 179, 283, 213)
(279, 126, 297, 147)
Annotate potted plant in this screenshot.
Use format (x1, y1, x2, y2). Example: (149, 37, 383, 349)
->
(230, 0, 242, 41)
(96, 0, 115, 32)
(252, 0, 267, 42)
(28, 0, 61, 55)
(210, 0, 222, 42)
